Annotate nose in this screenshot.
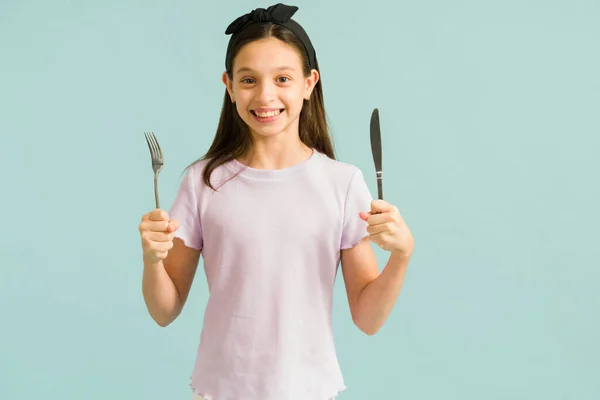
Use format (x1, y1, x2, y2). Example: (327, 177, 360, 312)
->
(254, 81, 277, 103)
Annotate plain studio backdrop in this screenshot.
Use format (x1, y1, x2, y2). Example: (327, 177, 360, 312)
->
(1, 0, 598, 399)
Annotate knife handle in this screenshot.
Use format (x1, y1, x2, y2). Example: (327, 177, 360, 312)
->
(376, 171, 383, 200)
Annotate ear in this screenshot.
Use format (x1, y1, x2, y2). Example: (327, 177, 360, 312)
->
(304, 69, 320, 100)
(222, 71, 235, 103)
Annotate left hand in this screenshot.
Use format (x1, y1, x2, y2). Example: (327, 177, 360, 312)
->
(359, 200, 414, 257)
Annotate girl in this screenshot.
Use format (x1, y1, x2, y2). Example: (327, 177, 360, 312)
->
(139, 4, 414, 399)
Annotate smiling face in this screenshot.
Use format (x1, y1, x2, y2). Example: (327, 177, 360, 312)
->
(223, 37, 319, 141)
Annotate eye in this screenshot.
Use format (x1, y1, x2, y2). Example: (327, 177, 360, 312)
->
(277, 76, 291, 83)
(241, 77, 255, 84)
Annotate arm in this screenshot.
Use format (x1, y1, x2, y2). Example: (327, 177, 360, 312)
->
(341, 199, 414, 335)
(141, 162, 204, 327)
(341, 239, 409, 335)
(142, 238, 201, 327)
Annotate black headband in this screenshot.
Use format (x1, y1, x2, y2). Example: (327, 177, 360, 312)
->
(224, 3, 317, 71)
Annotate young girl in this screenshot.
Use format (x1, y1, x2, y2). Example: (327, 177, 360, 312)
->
(139, 4, 414, 399)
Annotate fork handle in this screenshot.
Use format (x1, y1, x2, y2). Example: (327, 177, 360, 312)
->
(154, 173, 160, 209)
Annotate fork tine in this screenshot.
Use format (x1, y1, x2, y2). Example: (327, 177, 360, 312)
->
(144, 132, 154, 158)
(148, 132, 162, 161)
(144, 132, 155, 159)
(152, 132, 163, 159)
(144, 131, 159, 161)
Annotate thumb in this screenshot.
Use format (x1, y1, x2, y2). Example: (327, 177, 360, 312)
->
(149, 208, 170, 221)
(167, 219, 180, 233)
(370, 199, 390, 213)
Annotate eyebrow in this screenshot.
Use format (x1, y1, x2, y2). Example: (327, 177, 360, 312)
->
(235, 66, 296, 74)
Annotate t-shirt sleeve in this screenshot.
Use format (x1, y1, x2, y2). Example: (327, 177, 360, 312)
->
(341, 168, 373, 250)
(168, 166, 203, 250)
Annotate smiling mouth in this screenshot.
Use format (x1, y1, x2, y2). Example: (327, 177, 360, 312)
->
(251, 109, 285, 118)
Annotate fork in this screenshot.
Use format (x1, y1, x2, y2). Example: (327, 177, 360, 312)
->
(144, 132, 164, 209)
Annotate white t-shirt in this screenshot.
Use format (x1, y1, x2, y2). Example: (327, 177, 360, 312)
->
(169, 149, 373, 400)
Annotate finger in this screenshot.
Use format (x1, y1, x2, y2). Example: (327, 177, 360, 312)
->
(368, 231, 385, 246)
(166, 219, 180, 233)
(141, 220, 170, 232)
(361, 210, 392, 221)
(144, 239, 173, 253)
(152, 240, 174, 253)
(152, 250, 169, 260)
(146, 231, 175, 243)
(148, 208, 170, 221)
(367, 224, 387, 235)
(366, 212, 394, 225)
(370, 232, 392, 248)
(370, 200, 394, 214)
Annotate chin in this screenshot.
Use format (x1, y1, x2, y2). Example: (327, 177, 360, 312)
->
(248, 124, 287, 138)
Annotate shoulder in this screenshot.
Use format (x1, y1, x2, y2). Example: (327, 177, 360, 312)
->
(181, 157, 237, 191)
(309, 151, 372, 207)
(184, 157, 209, 179)
(313, 151, 366, 186)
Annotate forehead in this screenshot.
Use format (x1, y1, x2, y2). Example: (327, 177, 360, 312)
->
(233, 37, 304, 74)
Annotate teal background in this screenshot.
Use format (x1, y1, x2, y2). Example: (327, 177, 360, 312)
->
(1, 0, 598, 399)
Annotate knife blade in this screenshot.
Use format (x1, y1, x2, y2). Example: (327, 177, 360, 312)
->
(370, 108, 383, 200)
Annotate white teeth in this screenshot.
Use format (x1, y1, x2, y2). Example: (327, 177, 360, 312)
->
(254, 110, 281, 118)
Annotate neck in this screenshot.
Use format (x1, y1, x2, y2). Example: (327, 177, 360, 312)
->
(239, 135, 313, 170)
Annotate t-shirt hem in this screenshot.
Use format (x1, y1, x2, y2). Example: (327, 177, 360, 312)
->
(340, 233, 370, 250)
(190, 383, 348, 400)
(174, 230, 202, 250)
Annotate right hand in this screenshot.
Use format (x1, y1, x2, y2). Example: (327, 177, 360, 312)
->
(139, 208, 180, 264)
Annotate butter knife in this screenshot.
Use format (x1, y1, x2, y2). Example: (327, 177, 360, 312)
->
(370, 108, 383, 200)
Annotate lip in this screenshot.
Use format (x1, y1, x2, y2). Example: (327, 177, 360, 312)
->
(252, 107, 284, 113)
(251, 108, 284, 123)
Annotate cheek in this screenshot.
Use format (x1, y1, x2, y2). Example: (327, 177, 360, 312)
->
(233, 91, 252, 108)
(232, 98, 249, 117)
(282, 89, 306, 108)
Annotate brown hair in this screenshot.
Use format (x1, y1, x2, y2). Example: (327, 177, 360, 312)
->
(189, 22, 336, 190)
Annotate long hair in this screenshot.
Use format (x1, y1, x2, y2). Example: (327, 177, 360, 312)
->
(190, 22, 335, 190)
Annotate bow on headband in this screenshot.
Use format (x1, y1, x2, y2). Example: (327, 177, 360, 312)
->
(223, 3, 317, 70)
(225, 3, 299, 35)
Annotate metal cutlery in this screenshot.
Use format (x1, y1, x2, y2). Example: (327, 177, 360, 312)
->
(369, 108, 384, 200)
(144, 131, 164, 209)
